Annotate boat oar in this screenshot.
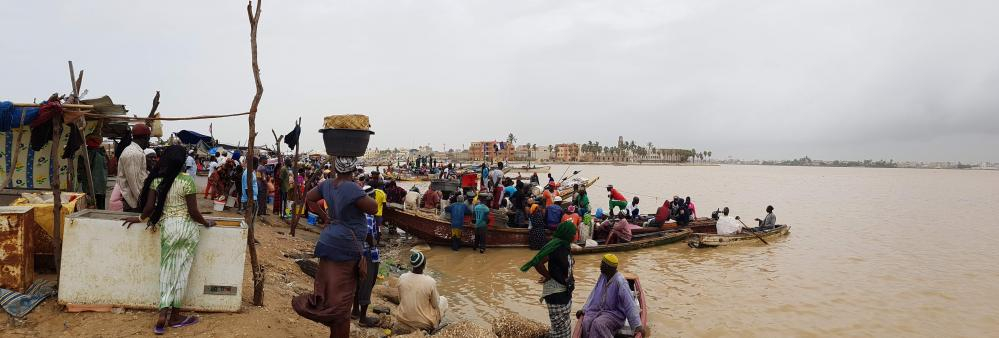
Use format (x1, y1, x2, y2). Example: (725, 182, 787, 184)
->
(737, 219, 769, 245)
(560, 170, 582, 182)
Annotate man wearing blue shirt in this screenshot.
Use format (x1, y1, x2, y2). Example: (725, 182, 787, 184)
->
(445, 195, 472, 251)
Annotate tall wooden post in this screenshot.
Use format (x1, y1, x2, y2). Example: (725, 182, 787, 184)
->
(288, 118, 301, 236)
(50, 107, 64, 272)
(243, 0, 265, 306)
(69, 61, 97, 208)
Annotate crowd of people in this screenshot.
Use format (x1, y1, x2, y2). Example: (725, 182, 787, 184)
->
(109, 135, 776, 337)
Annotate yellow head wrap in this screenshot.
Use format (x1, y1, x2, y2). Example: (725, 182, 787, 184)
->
(602, 253, 619, 267)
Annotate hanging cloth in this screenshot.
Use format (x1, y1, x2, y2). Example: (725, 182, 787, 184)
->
(62, 124, 83, 159)
(284, 123, 301, 149)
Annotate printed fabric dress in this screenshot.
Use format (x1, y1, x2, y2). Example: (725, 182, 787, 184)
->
(152, 173, 200, 309)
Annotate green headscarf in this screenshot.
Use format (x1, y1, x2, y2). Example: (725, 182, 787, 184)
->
(520, 221, 577, 272)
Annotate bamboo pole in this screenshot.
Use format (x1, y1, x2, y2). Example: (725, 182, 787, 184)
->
(244, 0, 265, 307)
(12, 102, 93, 109)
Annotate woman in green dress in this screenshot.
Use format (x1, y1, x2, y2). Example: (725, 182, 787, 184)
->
(124, 145, 213, 335)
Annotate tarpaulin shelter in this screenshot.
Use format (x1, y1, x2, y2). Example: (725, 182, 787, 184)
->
(174, 130, 212, 145)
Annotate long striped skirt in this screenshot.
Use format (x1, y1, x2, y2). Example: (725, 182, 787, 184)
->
(159, 217, 200, 309)
(547, 301, 572, 338)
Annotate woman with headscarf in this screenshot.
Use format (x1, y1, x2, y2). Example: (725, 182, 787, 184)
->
(293, 156, 378, 337)
(528, 197, 548, 250)
(122, 145, 213, 334)
(521, 221, 576, 338)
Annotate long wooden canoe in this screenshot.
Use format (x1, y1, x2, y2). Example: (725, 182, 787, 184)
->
(572, 272, 648, 338)
(571, 228, 691, 255)
(382, 205, 708, 248)
(383, 206, 532, 247)
(557, 177, 599, 199)
(687, 224, 790, 248)
(508, 165, 551, 174)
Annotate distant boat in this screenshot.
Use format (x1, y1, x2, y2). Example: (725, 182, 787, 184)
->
(508, 165, 551, 174)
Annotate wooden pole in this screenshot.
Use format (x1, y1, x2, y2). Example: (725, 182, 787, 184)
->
(244, 0, 265, 306)
(50, 109, 64, 273)
(69, 62, 97, 208)
(289, 118, 301, 235)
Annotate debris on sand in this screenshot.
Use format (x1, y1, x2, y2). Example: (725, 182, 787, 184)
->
(490, 310, 549, 338)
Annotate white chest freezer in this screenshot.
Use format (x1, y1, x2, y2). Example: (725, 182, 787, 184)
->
(57, 210, 247, 312)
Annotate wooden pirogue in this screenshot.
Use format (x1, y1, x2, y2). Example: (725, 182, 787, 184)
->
(508, 165, 551, 174)
(382, 205, 714, 249)
(557, 176, 599, 199)
(571, 228, 691, 255)
(572, 272, 648, 338)
(688, 223, 790, 248)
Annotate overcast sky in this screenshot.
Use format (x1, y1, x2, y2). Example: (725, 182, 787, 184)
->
(2, 0, 997, 162)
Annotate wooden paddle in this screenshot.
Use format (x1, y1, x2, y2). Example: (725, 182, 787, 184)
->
(737, 218, 769, 245)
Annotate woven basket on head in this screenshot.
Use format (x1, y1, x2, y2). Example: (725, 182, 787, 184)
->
(323, 114, 370, 130)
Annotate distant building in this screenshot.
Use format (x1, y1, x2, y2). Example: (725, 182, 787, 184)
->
(555, 143, 580, 162)
(469, 141, 512, 162)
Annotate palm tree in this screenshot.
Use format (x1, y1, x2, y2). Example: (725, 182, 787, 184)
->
(690, 148, 696, 163)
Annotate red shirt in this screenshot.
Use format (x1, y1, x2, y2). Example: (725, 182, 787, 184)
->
(609, 188, 626, 201)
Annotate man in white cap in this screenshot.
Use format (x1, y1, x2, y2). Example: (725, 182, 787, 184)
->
(185, 150, 197, 177)
(116, 123, 151, 212)
(395, 251, 448, 332)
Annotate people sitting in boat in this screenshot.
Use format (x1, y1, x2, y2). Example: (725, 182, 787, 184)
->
(592, 209, 613, 240)
(648, 200, 671, 227)
(394, 251, 448, 333)
(576, 254, 647, 338)
(607, 185, 627, 215)
(422, 186, 441, 210)
(385, 180, 408, 204)
(528, 197, 547, 250)
(686, 196, 697, 219)
(503, 182, 526, 228)
(754, 205, 776, 230)
(561, 205, 582, 241)
(715, 207, 743, 235)
(573, 185, 591, 216)
(673, 196, 690, 226)
(504, 182, 517, 200)
(606, 212, 633, 245)
(546, 196, 565, 230)
(542, 182, 556, 207)
(626, 196, 640, 219)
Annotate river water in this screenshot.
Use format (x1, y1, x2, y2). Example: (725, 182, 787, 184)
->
(405, 164, 999, 337)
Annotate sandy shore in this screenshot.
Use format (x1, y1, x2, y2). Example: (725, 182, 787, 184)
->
(1, 193, 548, 337)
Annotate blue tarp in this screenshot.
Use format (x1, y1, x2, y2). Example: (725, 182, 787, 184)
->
(175, 130, 213, 145)
(0, 101, 40, 132)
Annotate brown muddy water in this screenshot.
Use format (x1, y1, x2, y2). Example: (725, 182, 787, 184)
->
(403, 165, 999, 337)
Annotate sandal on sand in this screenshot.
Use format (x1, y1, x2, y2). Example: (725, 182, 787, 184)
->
(170, 316, 200, 328)
(153, 324, 166, 335)
(359, 316, 381, 328)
